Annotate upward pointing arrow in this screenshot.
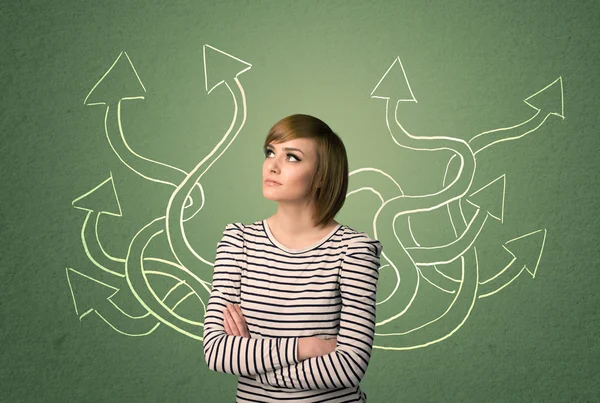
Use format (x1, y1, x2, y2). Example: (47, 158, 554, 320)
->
(72, 173, 122, 217)
(83, 51, 147, 106)
(203, 44, 252, 94)
(370, 56, 417, 102)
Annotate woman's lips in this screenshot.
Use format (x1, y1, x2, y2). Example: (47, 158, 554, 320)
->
(264, 180, 281, 186)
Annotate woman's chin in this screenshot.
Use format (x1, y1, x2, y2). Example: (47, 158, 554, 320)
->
(262, 192, 278, 201)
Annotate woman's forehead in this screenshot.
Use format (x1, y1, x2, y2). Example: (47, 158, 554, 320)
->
(268, 138, 316, 152)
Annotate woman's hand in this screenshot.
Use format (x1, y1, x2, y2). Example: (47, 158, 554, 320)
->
(223, 303, 250, 338)
(298, 336, 338, 361)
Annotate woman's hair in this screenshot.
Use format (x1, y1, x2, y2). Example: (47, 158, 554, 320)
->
(263, 114, 349, 228)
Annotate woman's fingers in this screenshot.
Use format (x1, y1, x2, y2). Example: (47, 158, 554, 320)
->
(223, 306, 240, 336)
(222, 303, 250, 338)
(233, 304, 249, 337)
(227, 304, 249, 338)
(224, 303, 249, 337)
(223, 313, 233, 335)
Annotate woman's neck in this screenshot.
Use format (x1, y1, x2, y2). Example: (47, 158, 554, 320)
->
(267, 207, 337, 238)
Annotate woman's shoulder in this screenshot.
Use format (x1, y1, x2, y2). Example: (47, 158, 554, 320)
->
(338, 224, 383, 256)
(220, 220, 265, 239)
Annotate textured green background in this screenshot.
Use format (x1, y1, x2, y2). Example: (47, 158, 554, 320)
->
(1, 1, 598, 402)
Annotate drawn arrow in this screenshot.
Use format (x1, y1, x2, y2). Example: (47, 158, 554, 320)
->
(439, 78, 562, 296)
(71, 172, 125, 283)
(470, 77, 564, 154)
(347, 167, 405, 204)
(83, 51, 204, 222)
(165, 44, 251, 280)
(126, 216, 211, 340)
(444, 77, 564, 238)
(478, 228, 546, 298)
(375, 225, 480, 349)
(406, 174, 504, 266)
(369, 56, 477, 325)
(67, 267, 198, 336)
(375, 185, 484, 350)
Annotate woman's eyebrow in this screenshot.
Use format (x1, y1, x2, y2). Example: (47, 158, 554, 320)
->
(266, 145, 305, 155)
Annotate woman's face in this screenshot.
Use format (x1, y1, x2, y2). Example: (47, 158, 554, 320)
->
(262, 138, 318, 205)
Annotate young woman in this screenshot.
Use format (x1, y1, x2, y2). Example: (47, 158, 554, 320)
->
(203, 114, 383, 402)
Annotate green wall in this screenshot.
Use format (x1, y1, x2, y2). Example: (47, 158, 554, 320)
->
(1, 1, 598, 401)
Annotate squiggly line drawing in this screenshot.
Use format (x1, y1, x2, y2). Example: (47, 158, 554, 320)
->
(68, 51, 561, 352)
(68, 45, 251, 339)
(344, 57, 562, 350)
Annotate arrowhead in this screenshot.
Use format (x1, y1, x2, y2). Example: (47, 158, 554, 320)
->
(72, 172, 122, 216)
(523, 77, 564, 119)
(370, 56, 417, 102)
(66, 268, 119, 318)
(83, 51, 147, 106)
(465, 175, 505, 222)
(203, 44, 252, 94)
(503, 228, 547, 278)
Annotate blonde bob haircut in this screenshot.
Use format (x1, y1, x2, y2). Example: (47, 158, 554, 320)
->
(263, 114, 349, 228)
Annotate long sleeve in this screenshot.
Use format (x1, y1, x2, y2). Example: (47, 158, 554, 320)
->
(255, 237, 382, 390)
(202, 223, 299, 376)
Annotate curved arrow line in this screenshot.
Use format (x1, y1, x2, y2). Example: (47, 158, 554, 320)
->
(406, 209, 488, 266)
(72, 172, 125, 277)
(107, 99, 205, 221)
(93, 206, 126, 263)
(378, 254, 469, 339)
(81, 212, 125, 278)
(166, 76, 247, 277)
(347, 167, 405, 204)
(144, 257, 212, 290)
(372, 190, 482, 348)
(374, 246, 479, 350)
(140, 226, 209, 313)
(86, 51, 204, 222)
(94, 275, 200, 337)
(469, 77, 565, 154)
(371, 98, 476, 325)
(373, 264, 399, 305)
(410, 171, 503, 291)
(477, 263, 528, 299)
(478, 228, 546, 298)
(140, 230, 203, 326)
(444, 78, 564, 237)
(434, 266, 461, 283)
(126, 217, 205, 340)
(347, 187, 385, 204)
(416, 266, 457, 294)
(477, 256, 522, 298)
(85, 50, 203, 220)
(93, 279, 189, 335)
(94, 312, 161, 337)
(407, 215, 420, 247)
(144, 270, 207, 313)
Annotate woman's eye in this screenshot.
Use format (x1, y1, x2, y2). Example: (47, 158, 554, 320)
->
(264, 149, 300, 162)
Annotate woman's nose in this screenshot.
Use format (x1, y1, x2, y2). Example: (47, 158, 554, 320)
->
(267, 158, 279, 173)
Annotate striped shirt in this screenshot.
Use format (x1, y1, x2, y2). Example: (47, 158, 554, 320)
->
(203, 220, 383, 402)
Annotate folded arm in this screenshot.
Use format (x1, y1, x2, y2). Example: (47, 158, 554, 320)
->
(202, 224, 300, 376)
(255, 238, 383, 390)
